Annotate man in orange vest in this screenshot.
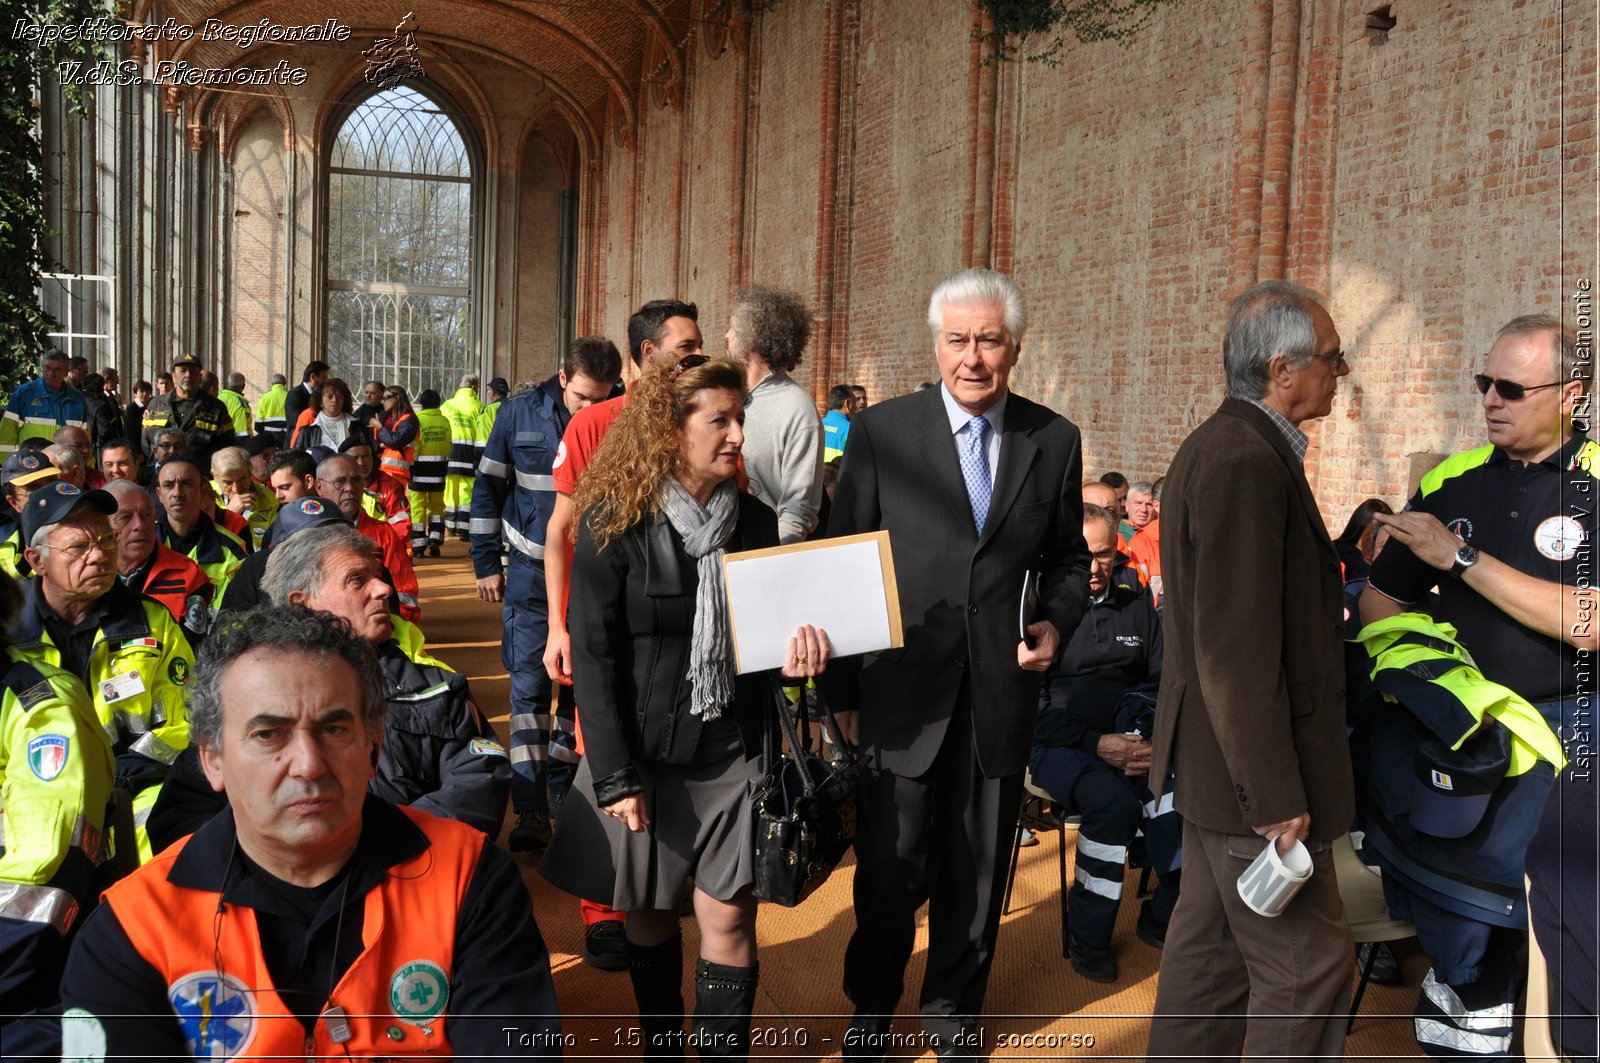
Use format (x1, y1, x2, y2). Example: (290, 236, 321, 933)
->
(57, 604, 562, 1058)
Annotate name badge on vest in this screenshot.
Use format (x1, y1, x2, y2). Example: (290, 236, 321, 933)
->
(99, 669, 147, 704)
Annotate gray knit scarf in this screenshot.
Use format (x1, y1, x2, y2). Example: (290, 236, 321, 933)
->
(658, 477, 740, 720)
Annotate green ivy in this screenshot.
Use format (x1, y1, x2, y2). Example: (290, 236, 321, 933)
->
(0, 0, 115, 393)
(976, 0, 1182, 65)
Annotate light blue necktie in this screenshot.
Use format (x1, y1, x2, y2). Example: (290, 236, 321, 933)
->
(960, 415, 992, 533)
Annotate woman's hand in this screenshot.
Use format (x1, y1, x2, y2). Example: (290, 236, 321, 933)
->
(781, 625, 832, 679)
(368, 416, 383, 432)
(603, 795, 649, 833)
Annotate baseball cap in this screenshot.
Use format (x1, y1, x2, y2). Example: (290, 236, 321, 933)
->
(488, 377, 510, 395)
(20, 482, 117, 546)
(271, 496, 351, 543)
(1409, 722, 1511, 839)
(2, 451, 61, 489)
(171, 354, 202, 369)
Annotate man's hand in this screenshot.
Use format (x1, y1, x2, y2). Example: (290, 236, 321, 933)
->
(603, 795, 649, 833)
(1372, 511, 1463, 571)
(225, 492, 251, 516)
(1253, 812, 1311, 854)
(475, 573, 504, 603)
(1018, 620, 1060, 671)
(830, 709, 860, 749)
(1096, 733, 1152, 775)
(544, 625, 573, 685)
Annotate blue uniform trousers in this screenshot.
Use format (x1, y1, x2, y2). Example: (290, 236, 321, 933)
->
(1030, 744, 1180, 948)
(503, 553, 576, 813)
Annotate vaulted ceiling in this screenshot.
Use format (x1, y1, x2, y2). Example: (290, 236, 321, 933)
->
(128, 0, 724, 171)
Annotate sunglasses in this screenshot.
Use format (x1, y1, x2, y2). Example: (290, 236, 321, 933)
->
(1473, 375, 1566, 402)
(669, 354, 710, 380)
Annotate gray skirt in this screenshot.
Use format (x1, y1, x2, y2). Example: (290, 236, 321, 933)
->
(540, 748, 761, 911)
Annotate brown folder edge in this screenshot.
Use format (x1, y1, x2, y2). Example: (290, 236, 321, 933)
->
(721, 530, 904, 673)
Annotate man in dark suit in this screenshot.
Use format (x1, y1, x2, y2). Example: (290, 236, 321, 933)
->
(1145, 280, 1356, 1061)
(826, 268, 1089, 1060)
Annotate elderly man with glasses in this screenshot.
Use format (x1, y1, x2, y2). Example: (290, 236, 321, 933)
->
(8, 482, 194, 863)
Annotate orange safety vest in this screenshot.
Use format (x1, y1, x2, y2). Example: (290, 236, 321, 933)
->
(379, 411, 417, 481)
(107, 806, 483, 1059)
(136, 543, 212, 630)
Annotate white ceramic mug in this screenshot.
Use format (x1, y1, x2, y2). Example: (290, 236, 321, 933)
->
(1236, 837, 1313, 917)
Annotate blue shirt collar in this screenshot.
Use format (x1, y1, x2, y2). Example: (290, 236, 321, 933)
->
(939, 383, 1007, 437)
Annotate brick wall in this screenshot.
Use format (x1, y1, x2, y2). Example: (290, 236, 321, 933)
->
(588, 0, 1596, 527)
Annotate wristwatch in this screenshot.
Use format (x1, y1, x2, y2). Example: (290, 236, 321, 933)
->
(1449, 542, 1479, 578)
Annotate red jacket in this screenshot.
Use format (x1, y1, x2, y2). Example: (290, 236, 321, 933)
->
(132, 543, 213, 632)
(358, 510, 421, 621)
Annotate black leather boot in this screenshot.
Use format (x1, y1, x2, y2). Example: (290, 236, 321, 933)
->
(627, 934, 686, 1059)
(691, 958, 759, 1060)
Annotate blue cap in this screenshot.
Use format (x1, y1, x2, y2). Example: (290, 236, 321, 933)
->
(2, 451, 59, 489)
(1410, 722, 1511, 839)
(271, 496, 350, 543)
(20, 482, 117, 546)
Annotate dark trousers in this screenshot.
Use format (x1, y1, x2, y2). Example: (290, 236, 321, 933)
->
(1031, 744, 1178, 948)
(503, 554, 576, 812)
(843, 695, 1024, 1044)
(1147, 818, 1353, 1062)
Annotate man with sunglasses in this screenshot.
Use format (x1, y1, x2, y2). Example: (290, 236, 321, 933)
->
(9, 482, 195, 863)
(1361, 314, 1597, 1060)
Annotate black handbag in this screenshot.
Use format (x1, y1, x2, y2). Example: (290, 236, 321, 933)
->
(751, 681, 861, 907)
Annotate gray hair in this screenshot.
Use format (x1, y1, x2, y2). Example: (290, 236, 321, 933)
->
(188, 603, 385, 750)
(1129, 480, 1155, 498)
(210, 446, 249, 477)
(1222, 280, 1326, 400)
(270, 373, 287, 386)
(41, 349, 68, 366)
(43, 443, 82, 473)
(103, 478, 148, 504)
(261, 524, 374, 605)
(155, 427, 187, 447)
(316, 454, 358, 482)
(1495, 314, 1586, 384)
(458, 372, 480, 391)
(732, 285, 813, 373)
(926, 268, 1027, 342)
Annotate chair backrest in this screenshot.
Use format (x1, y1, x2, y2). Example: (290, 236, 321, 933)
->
(1333, 833, 1414, 942)
(1522, 874, 1569, 1062)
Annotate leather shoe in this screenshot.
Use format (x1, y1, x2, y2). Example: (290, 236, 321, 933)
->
(508, 810, 552, 852)
(1068, 931, 1117, 983)
(1135, 900, 1167, 949)
(581, 920, 628, 971)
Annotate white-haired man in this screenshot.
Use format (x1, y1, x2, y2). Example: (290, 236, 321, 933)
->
(825, 267, 1089, 1059)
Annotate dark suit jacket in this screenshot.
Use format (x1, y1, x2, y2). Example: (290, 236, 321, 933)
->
(824, 386, 1090, 779)
(1148, 399, 1354, 841)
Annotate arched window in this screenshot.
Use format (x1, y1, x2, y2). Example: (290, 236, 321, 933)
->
(325, 84, 474, 398)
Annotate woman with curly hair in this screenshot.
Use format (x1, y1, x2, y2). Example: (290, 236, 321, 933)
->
(289, 377, 360, 450)
(541, 354, 829, 1060)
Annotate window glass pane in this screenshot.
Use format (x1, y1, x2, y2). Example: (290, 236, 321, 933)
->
(326, 85, 472, 397)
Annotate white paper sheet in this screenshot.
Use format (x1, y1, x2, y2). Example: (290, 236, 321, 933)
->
(723, 534, 899, 672)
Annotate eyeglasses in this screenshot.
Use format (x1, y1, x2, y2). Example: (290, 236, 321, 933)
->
(1311, 349, 1348, 371)
(1473, 374, 1566, 402)
(382, 393, 399, 401)
(43, 530, 118, 559)
(669, 354, 709, 380)
(322, 476, 364, 488)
